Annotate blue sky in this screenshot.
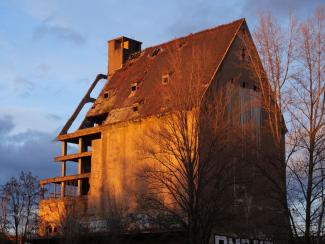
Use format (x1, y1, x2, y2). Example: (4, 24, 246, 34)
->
(0, 0, 322, 183)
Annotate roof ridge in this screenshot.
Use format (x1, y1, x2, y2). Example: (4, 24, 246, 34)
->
(143, 18, 245, 51)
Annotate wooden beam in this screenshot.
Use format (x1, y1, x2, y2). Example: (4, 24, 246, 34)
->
(57, 127, 101, 143)
(40, 173, 91, 185)
(59, 74, 107, 135)
(55, 151, 92, 162)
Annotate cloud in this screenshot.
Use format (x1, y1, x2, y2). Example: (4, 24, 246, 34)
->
(12, 76, 35, 96)
(33, 17, 86, 45)
(43, 112, 61, 121)
(0, 114, 60, 184)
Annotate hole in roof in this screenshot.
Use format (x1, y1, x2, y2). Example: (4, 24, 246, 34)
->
(150, 48, 161, 57)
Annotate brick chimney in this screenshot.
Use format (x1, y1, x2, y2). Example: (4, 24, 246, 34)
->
(108, 36, 142, 76)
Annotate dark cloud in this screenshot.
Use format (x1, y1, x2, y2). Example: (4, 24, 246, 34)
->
(33, 18, 86, 45)
(0, 115, 60, 184)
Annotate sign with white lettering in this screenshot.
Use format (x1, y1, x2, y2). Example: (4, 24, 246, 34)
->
(215, 235, 273, 244)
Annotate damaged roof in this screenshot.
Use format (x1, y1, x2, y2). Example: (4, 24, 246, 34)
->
(86, 18, 244, 125)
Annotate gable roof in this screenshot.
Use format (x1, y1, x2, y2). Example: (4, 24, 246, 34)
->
(86, 19, 244, 125)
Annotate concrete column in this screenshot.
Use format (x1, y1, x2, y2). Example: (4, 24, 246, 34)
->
(78, 137, 83, 196)
(61, 141, 67, 198)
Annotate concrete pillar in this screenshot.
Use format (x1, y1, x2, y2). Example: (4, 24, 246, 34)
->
(61, 141, 67, 198)
(78, 137, 83, 196)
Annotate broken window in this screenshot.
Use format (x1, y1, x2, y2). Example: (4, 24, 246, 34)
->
(162, 74, 169, 85)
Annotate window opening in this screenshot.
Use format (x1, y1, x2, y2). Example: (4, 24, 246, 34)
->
(123, 41, 129, 49)
(242, 82, 246, 88)
(133, 105, 138, 112)
(131, 83, 137, 92)
(104, 92, 109, 99)
(162, 74, 169, 85)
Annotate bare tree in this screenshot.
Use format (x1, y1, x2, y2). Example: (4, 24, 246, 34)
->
(56, 199, 82, 244)
(240, 12, 298, 242)
(0, 171, 39, 244)
(138, 42, 244, 244)
(287, 7, 325, 244)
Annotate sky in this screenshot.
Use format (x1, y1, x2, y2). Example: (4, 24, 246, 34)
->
(0, 0, 323, 183)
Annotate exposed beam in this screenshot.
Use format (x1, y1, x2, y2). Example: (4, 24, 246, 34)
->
(59, 74, 107, 135)
(40, 173, 91, 185)
(55, 151, 92, 162)
(57, 126, 101, 143)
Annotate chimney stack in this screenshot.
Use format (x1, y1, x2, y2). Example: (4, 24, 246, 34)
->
(107, 36, 142, 76)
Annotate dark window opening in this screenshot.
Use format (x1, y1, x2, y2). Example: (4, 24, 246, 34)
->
(131, 83, 137, 91)
(254, 85, 258, 91)
(81, 158, 91, 173)
(241, 47, 246, 60)
(53, 227, 57, 233)
(150, 48, 161, 57)
(133, 105, 138, 112)
(88, 113, 108, 127)
(230, 78, 234, 84)
(104, 92, 109, 99)
(242, 82, 246, 88)
(48, 226, 52, 233)
(81, 179, 90, 196)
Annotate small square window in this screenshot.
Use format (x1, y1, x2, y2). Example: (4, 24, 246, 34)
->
(123, 41, 129, 49)
(162, 74, 169, 85)
(133, 105, 138, 112)
(242, 82, 246, 88)
(104, 92, 109, 99)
